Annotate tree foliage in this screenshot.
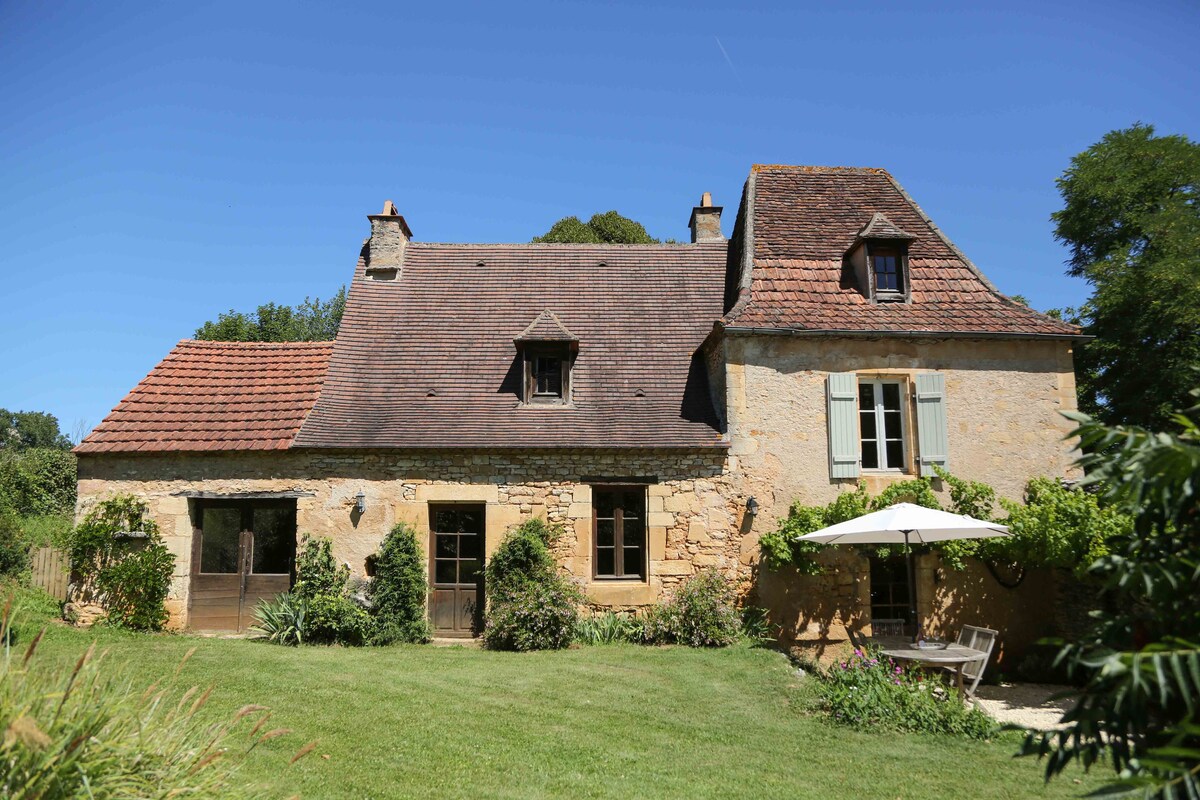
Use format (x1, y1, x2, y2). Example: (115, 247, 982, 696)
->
(194, 286, 346, 342)
(0, 448, 77, 517)
(532, 211, 659, 244)
(1053, 124, 1200, 429)
(1018, 389, 1200, 797)
(0, 409, 72, 451)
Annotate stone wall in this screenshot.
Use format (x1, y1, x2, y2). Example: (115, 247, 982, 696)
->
(725, 334, 1080, 664)
(76, 448, 748, 627)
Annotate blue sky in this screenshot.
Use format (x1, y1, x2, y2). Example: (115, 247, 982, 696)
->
(2, 0, 1197, 438)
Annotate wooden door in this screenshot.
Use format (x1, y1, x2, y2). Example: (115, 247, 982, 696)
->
(190, 501, 296, 632)
(429, 504, 484, 637)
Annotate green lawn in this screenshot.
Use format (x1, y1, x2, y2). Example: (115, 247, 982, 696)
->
(20, 610, 1100, 800)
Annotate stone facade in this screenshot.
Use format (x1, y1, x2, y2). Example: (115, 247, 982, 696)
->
(76, 334, 1081, 656)
(719, 334, 1081, 663)
(77, 448, 747, 626)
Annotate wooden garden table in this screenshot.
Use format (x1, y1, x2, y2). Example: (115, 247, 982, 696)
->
(871, 636, 988, 697)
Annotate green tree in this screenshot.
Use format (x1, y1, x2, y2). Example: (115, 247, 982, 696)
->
(532, 211, 659, 244)
(0, 409, 71, 451)
(1019, 389, 1200, 797)
(194, 286, 346, 342)
(1053, 124, 1200, 429)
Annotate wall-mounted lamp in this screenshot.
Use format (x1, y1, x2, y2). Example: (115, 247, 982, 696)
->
(746, 496, 759, 516)
(354, 491, 366, 515)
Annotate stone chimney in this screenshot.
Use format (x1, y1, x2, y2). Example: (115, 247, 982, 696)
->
(688, 192, 724, 243)
(365, 200, 412, 273)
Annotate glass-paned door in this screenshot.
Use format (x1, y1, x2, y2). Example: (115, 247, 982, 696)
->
(189, 500, 296, 632)
(429, 504, 485, 637)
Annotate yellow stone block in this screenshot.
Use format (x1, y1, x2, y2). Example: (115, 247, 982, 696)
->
(415, 484, 499, 503)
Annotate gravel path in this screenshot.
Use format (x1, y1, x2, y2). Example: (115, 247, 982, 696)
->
(974, 683, 1075, 729)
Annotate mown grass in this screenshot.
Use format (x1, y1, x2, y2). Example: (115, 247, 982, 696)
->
(11, 593, 1101, 800)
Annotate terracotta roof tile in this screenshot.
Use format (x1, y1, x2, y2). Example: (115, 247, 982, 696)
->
(76, 340, 332, 454)
(515, 309, 579, 343)
(726, 166, 1080, 337)
(295, 242, 729, 449)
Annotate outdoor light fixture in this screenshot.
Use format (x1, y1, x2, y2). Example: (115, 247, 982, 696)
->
(354, 491, 366, 515)
(746, 496, 759, 516)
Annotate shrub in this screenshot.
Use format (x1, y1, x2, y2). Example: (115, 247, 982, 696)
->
(817, 646, 995, 739)
(641, 568, 742, 647)
(67, 495, 174, 631)
(575, 611, 641, 645)
(290, 534, 372, 646)
(484, 517, 557, 592)
(483, 520, 581, 651)
(252, 592, 308, 646)
(0, 604, 312, 798)
(368, 523, 431, 645)
(0, 510, 29, 579)
(483, 578, 582, 651)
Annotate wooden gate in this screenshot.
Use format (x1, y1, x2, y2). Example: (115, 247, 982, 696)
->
(30, 546, 69, 600)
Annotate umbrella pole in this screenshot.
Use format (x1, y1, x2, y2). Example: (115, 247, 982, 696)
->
(904, 530, 919, 643)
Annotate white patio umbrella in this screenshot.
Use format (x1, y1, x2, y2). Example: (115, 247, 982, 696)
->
(795, 503, 1010, 640)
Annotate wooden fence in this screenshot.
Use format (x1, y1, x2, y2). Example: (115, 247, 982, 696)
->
(30, 546, 69, 600)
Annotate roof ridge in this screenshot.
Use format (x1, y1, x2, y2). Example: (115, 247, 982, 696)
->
(751, 164, 892, 176)
(179, 339, 335, 349)
(407, 242, 724, 249)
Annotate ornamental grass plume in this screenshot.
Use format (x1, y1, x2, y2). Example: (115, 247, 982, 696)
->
(0, 594, 315, 799)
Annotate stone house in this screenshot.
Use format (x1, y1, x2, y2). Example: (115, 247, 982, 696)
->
(76, 165, 1081, 653)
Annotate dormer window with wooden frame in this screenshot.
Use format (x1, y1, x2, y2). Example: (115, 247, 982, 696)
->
(524, 345, 571, 404)
(847, 213, 917, 304)
(514, 310, 579, 406)
(869, 243, 905, 298)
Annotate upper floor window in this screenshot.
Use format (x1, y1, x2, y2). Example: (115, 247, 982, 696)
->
(858, 380, 906, 470)
(524, 346, 570, 404)
(533, 355, 563, 398)
(871, 246, 902, 294)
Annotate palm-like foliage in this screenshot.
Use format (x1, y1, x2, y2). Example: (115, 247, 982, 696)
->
(1019, 388, 1200, 797)
(252, 593, 308, 646)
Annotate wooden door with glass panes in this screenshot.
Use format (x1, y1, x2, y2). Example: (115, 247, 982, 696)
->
(428, 504, 485, 637)
(189, 500, 296, 632)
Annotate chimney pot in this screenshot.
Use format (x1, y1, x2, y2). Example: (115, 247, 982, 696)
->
(688, 193, 724, 243)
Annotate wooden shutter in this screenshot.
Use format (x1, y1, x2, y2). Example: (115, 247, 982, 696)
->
(827, 373, 860, 479)
(915, 373, 949, 476)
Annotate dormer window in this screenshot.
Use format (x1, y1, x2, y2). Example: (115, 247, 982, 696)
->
(528, 348, 568, 402)
(514, 310, 578, 406)
(847, 213, 917, 303)
(870, 245, 903, 295)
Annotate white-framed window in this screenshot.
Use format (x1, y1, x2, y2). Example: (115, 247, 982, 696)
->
(858, 380, 906, 470)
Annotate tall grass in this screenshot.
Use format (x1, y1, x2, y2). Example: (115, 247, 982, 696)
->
(0, 594, 314, 799)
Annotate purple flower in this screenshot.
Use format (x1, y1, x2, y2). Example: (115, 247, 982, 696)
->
(894, 666, 902, 674)
(853, 648, 862, 657)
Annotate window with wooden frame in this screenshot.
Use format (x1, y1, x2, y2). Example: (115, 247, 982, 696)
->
(868, 243, 905, 299)
(592, 486, 646, 580)
(523, 345, 571, 404)
(858, 379, 907, 471)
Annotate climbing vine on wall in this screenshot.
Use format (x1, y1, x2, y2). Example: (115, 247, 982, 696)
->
(68, 495, 175, 630)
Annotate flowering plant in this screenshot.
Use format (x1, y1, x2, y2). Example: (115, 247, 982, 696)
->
(816, 645, 994, 739)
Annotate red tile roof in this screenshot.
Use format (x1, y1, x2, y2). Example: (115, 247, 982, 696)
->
(294, 242, 729, 449)
(76, 340, 332, 453)
(724, 165, 1081, 337)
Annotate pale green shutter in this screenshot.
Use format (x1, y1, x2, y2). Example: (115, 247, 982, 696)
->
(915, 373, 949, 476)
(827, 373, 860, 478)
